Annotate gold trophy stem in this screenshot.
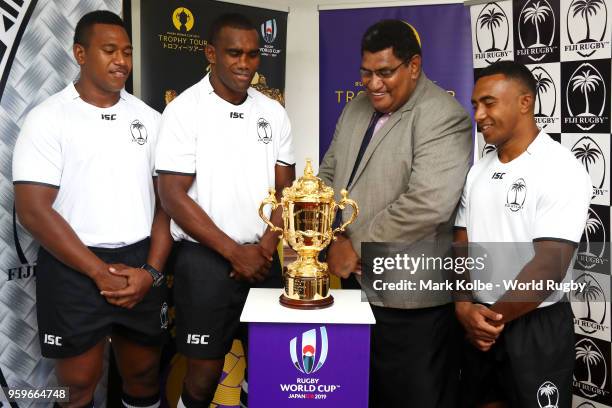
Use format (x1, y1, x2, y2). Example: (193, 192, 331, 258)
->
(279, 250, 334, 309)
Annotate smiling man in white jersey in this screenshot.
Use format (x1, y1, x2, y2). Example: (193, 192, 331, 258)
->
(155, 13, 295, 408)
(454, 60, 591, 407)
(12, 11, 172, 408)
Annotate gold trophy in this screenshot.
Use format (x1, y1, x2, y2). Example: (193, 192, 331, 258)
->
(259, 160, 358, 309)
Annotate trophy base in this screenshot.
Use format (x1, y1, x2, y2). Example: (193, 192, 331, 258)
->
(279, 293, 334, 310)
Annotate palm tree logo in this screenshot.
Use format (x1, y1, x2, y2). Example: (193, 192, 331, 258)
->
(573, 273, 606, 330)
(573, 141, 602, 173)
(532, 68, 555, 118)
(567, 64, 606, 131)
(571, 0, 606, 42)
(574, 339, 606, 397)
(506, 178, 527, 211)
(521, 0, 554, 51)
(572, 137, 605, 195)
(477, 5, 507, 52)
(567, 0, 608, 58)
(130, 120, 148, 145)
(577, 208, 606, 270)
(536, 381, 558, 408)
(257, 118, 272, 144)
(571, 69, 601, 115)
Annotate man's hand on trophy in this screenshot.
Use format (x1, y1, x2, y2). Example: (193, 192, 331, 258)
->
(327, 235, 361, 279)
(228, 244, 272, 283)
(101, 263, 155, 309)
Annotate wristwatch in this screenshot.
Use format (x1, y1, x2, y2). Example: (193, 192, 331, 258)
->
(141, 263, 164, 287)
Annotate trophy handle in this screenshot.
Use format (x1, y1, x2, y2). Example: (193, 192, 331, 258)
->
(332, 189, 359, 239)
(259, 188, 284, 236)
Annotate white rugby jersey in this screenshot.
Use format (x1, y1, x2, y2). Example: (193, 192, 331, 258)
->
(155, 74, 295, 244)
(12, 84, 160, 248)
(455, 131, 591, 304)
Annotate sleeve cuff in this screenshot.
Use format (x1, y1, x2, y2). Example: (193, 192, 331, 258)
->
(13, 180, 60, 189)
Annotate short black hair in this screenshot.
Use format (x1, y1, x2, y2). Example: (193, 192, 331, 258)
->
(477, 60, 537, 97)
(361, 19, 421, 61)
(74, 10, 126, 46)
(208, 13, 257, 45)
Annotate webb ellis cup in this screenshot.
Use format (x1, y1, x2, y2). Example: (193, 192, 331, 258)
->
(259, 160, 359, 309)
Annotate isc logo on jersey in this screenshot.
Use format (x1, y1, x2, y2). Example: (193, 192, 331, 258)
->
(187, 334, 210, 345)
(44, 334, 62, 346)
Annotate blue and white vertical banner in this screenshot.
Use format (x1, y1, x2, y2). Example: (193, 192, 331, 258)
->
(469, 0, 612, 405)
(319, 3, 474, 160)
(0, 1, 122, 407)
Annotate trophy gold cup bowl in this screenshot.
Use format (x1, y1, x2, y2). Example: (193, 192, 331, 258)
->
(259, 160, 358, 309)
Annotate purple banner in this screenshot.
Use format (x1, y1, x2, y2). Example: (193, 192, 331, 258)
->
(319, 4, 473, 159)
(248, 323, 370, 407)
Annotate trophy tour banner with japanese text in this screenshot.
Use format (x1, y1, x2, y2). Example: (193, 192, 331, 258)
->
(318, 4, 474, 159)
(139, 0, 287, 114)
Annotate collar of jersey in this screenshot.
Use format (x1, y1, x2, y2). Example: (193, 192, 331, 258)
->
(524, 130, 549, 155)
(493, 130, 549, 167)
(66, 82, 128, 104)
(201, 73, 254, 103)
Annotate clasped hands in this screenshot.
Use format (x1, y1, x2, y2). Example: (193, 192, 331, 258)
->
(455, 302, 504, 352)
(95, 264, 154, 309)
(227, 242, 275, 283)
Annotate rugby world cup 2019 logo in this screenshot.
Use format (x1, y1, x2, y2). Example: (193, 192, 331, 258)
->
(516, 0, 558, 62)
(259, 18, 283, 58)
(290, 327, 328, 374)
(472, 2, 513, 67)
(563, 0, 610, 59)
(261, 19, 277, 44)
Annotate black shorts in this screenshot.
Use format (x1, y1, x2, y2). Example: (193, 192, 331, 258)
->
(369, 303, 461, 408)
(36, 238, 168, 359)
(460, 301, 575, 408)
(173, 240, 282, 360)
